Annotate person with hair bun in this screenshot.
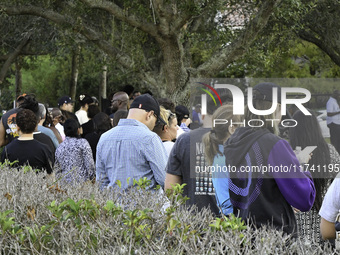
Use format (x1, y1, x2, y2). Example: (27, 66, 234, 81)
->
(55, 118, 95, 184)
(153, 106, 178, 155)
(175, 105, 191, 133)
(203, 104, 239, 216)
(75, 94, 94, 125)
(1, 109, 54, 174)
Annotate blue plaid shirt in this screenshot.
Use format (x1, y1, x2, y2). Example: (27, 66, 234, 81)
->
(96, 119, 168, 190)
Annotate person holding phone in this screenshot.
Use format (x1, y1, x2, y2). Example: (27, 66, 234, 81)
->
(290, 110, 340, 243)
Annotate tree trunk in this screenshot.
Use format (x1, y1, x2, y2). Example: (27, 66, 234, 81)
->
(157, 36, 188, 99)
(15, 59, 22, 100)
(69, 45, 80, 100)
(99, 64, 107, 108)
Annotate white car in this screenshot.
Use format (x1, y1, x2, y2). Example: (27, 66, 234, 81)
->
(316, 110, 330, 138)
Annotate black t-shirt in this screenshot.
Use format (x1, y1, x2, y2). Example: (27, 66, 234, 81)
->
(82, 120, 95, 138)
(34, 132, 56, 159)
(84, 132, 100, 161)
(1, 108, 20, 143)
(166, 128, 219, 215)
(1, 139, 54, 174)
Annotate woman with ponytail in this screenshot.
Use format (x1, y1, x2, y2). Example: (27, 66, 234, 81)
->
(203, 104, 239, 216)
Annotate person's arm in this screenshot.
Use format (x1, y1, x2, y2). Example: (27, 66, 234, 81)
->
(326, 99, 340, 116)
(319, 176, 340, 240)
(165, 173, 182, 190)
(269, 140, 315, 212)
(145, 136, 168, 188)
(0, 121, 8, 147)
(320, 218, 336, 240)
(164, 133, 187, 192)
(95, 139, 110, 189)
(327, 111, 340, 117)
(212, 174, 233, 215)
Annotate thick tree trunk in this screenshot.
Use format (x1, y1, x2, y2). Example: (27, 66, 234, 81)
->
(69, 45, 80, 100)
(15, 59, 22, 100)
(157, 36, 188, 98)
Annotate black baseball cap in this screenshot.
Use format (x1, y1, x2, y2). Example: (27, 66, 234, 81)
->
(130, 94, 166, 125)
(175, 105, 190, 119)
(253, 82, 282, 104)
(58, 96, 74, 107)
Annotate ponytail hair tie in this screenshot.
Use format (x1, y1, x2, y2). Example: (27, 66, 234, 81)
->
(210, 129, 216, 134)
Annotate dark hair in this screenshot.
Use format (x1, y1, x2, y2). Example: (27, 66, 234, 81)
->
(205, 88, 233, 115)
(112, 110, 128, 127)
(93, 112, 112, 134)
(175, 105, 190, 126)
(19, 94, 39, 120)
(87, 105, 100, 119)
(16, 94, 26, 106)
(16, 109, 38, 134)
(79, 94, 94, 107)
(289, 110, 331, 211)
(64, 118, 80, 138)
(158, 98, 175, 113)
(43, 109, 54, 127)
(122, 85, 134, 96)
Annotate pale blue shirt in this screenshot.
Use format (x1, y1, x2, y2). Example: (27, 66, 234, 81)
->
(96, 119, 168, 190)
(38, 125, 59, 149)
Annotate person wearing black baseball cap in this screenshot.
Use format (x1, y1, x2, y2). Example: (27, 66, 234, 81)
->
(129, 93, 166, 129)
(57, 96, 78, 122)
(96, 93, 168, 191)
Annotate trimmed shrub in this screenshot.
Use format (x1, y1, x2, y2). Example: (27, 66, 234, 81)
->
(0, 165, 334, 254)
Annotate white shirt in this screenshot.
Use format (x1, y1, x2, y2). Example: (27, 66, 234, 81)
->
(55, 123, 65, 141)
(163, 141, 175, 156)
(75, 109, 89, 125)
(176, 125, 185, 138)
(326, 97, 340, 125)
(319, 173, 340, 223)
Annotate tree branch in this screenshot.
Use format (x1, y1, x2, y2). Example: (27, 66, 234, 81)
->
(80, 0, 159, 37)
(0, 4, 135, 70)
(195, 0, 282, 77)
(298, 30, 340, 67)
(0, 50, 49, 61)
(0, 33, 31, 84)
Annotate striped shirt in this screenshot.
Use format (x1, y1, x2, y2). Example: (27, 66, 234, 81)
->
(96, 119, 168, 190)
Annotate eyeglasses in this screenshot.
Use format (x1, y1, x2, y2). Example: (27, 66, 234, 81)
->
(167, 111, 176, 121)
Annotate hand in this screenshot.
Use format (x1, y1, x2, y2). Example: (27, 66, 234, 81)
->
(294, 147, 312, 164)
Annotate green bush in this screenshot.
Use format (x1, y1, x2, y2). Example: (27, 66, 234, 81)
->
(0, 167, 333, 254)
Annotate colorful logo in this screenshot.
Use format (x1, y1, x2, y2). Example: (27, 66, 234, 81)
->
(196, 82, 222, 106)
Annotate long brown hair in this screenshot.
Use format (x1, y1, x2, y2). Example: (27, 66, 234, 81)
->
(203, 104, 240, 165)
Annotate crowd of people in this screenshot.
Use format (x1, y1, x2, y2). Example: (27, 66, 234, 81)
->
(0, 84, 340, 248)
